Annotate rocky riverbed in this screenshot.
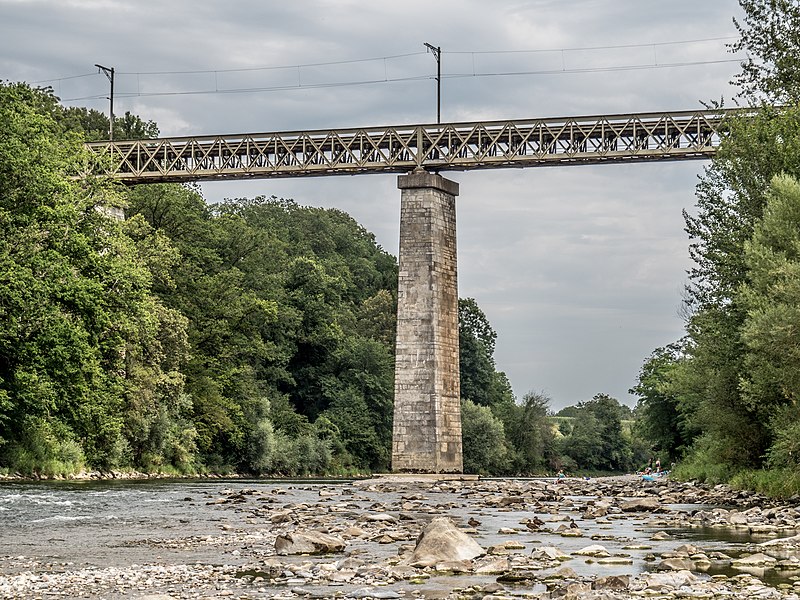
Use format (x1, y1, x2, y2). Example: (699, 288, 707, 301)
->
(2, 474, 800, 599)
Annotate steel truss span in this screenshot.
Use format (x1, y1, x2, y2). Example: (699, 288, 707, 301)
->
(87, 109, 733, 184)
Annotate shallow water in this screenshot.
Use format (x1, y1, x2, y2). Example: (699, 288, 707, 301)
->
(0, 479, 325, 572)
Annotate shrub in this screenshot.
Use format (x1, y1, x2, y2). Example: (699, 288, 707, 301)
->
(671, 434, 733, 484)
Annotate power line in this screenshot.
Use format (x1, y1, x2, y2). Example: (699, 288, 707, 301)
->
(30, 72, 96, 85)
(61, 74, 432, 102)
(60, 56, 743, 103)
(448, 35, 738, 55)
(444, 57, 744, 79)
(26, 52, 425, 86)
(36, 35, 738, 86)
(115, 51, 427, 76)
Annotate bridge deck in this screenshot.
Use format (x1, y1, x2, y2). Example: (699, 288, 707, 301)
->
(87, 109, 734, 184)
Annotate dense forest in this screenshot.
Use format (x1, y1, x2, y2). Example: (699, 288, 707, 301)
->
(0, 81, 399, 476)
(3, 0, 800, 492)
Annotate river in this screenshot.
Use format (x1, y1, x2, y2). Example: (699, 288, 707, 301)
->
(1, 476, 798, 599)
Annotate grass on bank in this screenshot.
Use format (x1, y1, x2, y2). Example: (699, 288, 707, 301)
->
(672, 447, 800, 499)
(727, 468, 800, 499)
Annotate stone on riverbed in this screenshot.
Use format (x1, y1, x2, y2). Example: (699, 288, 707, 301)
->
(761, 533, 800, 547)
(573, 544, 610, 557)
(531, 546, 572, 561)
(473, 556, 510, 574)
(595, 556, 634, 565)
(620, 497, 661, 512)
(664, 543, 696, 555)
(407, 516, 484, 568)
(657, 557, 697, 571)
(642, 569, 699, 589)
(592, 574, 630, 590)
(732, 552, 778, 567)
(274, 531, 346, 555)
(361, 512, 398, 523)
(349, 588, 402, 599)
(431, 559, 473, 573)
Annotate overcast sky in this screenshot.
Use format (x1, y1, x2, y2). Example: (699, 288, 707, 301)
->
(2, 0, 747, 409)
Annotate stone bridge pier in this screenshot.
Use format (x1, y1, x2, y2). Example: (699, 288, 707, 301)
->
(391, 169, 463, 473)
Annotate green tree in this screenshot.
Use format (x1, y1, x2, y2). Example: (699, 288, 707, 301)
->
(504, 391, 555, 474)
(732, 0, 800, 104)
(461, 399, 510, 474)
(630, 343, 697, 462)
(737, 174, 800, 468)
(739, 175, 800, 403)
(115, 111, 159, 140)
(560, 410, 602, 471)
(458, 297, 515, 410)
(0, 82, 184, 474)
(663, 0, 800, 473)
(559, 394, 632, 472)
(126, 188, 398, 473)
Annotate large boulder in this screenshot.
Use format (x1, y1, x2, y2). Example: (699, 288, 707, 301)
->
(656, 558, 696, 571)
(732, 552, 777, 567)
(275, 531, 346, 555)
(620, 497, 661, 512)
(643, 570, 698, 590)
(408, 517, 484, 568)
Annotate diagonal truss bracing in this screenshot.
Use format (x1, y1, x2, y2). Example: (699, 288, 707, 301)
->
(86, 109, 735, 184)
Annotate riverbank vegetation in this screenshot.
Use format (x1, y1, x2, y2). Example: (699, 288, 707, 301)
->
(630, 0, 800, 498)
(0, 81, 398, 477)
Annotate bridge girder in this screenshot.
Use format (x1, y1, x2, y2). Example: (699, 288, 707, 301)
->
(86, 109, 737, 184)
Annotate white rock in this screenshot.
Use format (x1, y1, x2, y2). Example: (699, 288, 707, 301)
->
(407, 516, 484, 568)
(573, 544, 610, 557)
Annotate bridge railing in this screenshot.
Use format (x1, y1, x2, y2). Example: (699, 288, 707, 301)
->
(86, 109, 735, 183)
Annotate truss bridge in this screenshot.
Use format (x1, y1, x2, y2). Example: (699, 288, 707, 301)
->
(87, 108, 735, 184)
(87, 107, 739, 474)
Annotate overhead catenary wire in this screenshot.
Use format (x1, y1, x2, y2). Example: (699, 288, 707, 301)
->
(447, 35, 738, 55)
(46, 35, 739, 84)
(30, 72, 97, 84)
(38, 35, 740, 86)
(45, 35, 745, 104)
(444, 57, 745, 79)
(114, 51, 428, 76)
(60, 57, 744, 103)
(61, 74, 433, 102)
